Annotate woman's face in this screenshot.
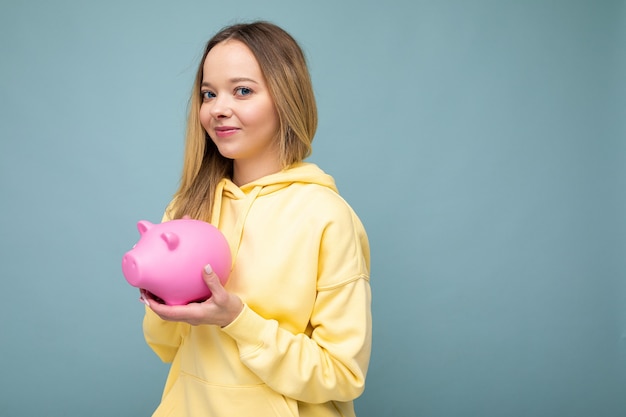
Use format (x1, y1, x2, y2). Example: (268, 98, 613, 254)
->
(199, 40, 280, 182)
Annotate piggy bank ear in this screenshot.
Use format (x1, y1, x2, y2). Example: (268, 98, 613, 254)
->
(161, 232, 180, 250)
(137, 220, 154, 236)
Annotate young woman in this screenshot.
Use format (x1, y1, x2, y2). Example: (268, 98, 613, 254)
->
(140, 21, 371, 417)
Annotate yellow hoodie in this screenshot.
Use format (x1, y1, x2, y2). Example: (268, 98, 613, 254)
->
(143, 162, 371, 417)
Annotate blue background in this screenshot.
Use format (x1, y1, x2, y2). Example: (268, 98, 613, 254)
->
(1, 1, 624, 416)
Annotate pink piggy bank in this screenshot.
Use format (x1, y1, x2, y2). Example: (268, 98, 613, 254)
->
(122, 219, 231, 305)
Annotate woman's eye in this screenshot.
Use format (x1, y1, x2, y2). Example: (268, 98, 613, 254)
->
(201, 91, 216, 100)
(235, 87, 253, 96)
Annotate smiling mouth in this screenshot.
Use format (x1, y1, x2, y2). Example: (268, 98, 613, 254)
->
(214, 127, 240, 137)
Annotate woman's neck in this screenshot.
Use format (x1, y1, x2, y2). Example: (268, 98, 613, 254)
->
(232, 158, 282, 186)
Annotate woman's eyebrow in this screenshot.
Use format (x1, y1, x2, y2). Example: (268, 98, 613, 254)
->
(201, 77, 259, 87)
(229, 77, 259, 84)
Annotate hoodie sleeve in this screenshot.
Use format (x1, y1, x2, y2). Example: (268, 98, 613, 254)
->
(221, 208, 372, 403)
(143, 307, 190, 363)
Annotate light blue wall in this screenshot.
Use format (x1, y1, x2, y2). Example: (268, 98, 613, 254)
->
(1, 1, 624, 416)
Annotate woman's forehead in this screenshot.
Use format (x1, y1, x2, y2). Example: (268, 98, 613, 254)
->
(204, 41, 259, 73)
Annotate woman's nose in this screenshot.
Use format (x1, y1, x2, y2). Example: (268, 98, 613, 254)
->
(209, 96, 233, 118)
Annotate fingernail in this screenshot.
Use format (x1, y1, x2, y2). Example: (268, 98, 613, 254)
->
(204, 264, 213, 274)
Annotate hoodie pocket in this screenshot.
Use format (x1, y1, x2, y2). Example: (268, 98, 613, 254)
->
(155, 371, 298, 417)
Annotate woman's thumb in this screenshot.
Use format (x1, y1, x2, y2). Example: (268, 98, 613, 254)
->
(202, 264, 220, 288)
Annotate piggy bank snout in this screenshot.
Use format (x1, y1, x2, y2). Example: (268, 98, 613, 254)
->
(122, 252, 142, 286)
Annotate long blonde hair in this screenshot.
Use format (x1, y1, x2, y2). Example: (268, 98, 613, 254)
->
(170, 21, 317, 221)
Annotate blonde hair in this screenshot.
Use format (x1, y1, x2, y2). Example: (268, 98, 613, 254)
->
(170, 21, 317, 221)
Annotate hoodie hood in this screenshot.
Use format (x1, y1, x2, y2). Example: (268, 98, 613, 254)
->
(221, 162, 336, 199)
(210, 162, 338, 265)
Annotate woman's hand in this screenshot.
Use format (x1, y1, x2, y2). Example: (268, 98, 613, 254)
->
(140, 264, 243, 327)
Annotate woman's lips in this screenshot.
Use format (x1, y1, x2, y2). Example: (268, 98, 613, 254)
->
(214, 126, 240, 138)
